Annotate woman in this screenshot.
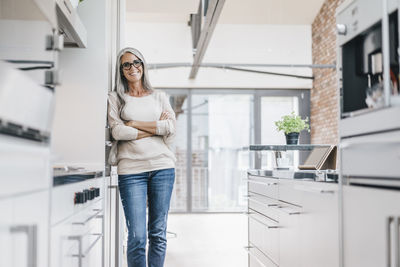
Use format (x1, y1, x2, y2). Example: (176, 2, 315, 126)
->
(107, 47, 176, 267)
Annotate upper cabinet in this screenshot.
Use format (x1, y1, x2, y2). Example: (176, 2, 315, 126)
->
(55, 0, 87, 48)
(0, 0, 57, 28)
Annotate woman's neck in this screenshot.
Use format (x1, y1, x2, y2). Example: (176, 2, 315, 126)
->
(127, 81, 147, 96)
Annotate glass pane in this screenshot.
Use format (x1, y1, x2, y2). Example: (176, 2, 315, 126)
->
(261, 96, 299, 169)
(167, 94, 188, 212)
(191, 94, 252, 212)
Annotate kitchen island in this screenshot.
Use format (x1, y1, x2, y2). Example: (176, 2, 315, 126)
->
(246, 145, 339, 267)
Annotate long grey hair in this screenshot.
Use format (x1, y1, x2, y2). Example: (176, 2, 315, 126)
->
(114, 47, 154, 105)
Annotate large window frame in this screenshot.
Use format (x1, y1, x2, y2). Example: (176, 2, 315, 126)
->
(162, 88, 310, 213)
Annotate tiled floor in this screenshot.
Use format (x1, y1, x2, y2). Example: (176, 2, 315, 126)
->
(164, 213, 248, 267)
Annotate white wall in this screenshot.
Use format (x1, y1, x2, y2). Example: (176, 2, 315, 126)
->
(125, 21, 312, 88)
(51, 0, 110, 169)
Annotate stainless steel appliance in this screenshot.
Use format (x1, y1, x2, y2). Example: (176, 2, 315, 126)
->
(337, 1, 400, 266)
(337, 0, 400, 137)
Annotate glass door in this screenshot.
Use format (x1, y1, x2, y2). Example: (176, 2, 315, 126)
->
(191, 93, 253, 212)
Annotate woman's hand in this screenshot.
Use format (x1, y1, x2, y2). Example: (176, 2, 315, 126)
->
(159, 111, 171, 120)
(124, 121, 134, 127)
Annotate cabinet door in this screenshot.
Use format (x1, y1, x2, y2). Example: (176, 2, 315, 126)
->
(297, 182, 339, 267)
(0, 199, 14, 267)
(343, 185, 400, 267)
(12, 191, 49, 267)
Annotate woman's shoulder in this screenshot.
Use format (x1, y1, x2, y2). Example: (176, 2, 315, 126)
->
(151, 89, 168, 100)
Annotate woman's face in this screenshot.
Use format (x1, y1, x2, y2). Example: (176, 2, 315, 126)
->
(120, 52, 143, 83)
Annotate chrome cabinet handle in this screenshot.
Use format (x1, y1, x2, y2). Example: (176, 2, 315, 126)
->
(10, 224, 37, 267)
(246, 211, 279, 229)
(245, 179, 278, 186)
(69, 233, 103, 266)
(395, 217, 400, 267)
(295, 185, 335, 195)
(247, 196, 279, 207)
(72, 209, 103, 225)
(244, 246, 268, 267)
(386, 216, 400, 267)
(270, 205, 301, 215)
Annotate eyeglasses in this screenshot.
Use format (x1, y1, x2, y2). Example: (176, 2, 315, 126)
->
(121, 59, 142, 70)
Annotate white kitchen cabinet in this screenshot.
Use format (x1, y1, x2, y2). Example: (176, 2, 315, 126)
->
(342, 184, 400, 267)
(12, 191, 50, 267)
(297, 182, 339, 267)
(0, 190, 50, 267)
(247, 170, 340, 267)
(0, 199, 14, 267)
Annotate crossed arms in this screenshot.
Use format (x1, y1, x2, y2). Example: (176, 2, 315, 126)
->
(107, 92, 176, 141)
(124, 111, 173, 140)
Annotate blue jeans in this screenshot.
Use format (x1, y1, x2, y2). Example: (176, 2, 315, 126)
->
(118, 168, 175, 267)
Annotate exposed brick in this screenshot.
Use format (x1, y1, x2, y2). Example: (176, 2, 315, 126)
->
(311, 0, 344, 144)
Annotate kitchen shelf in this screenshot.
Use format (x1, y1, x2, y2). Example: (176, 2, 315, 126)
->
(56, 0, 87, 48)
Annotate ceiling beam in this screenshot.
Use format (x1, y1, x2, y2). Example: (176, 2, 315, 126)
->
(189, 0, 225, 79)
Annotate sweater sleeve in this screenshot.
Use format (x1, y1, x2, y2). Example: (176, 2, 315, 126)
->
(156, 92, 176, 136)
(107, 92, 138, 140)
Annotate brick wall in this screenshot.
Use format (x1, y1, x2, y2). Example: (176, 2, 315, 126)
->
(311, 0, 344, 144)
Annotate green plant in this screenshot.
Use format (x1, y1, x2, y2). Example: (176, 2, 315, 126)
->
(274, 112, 310, 134)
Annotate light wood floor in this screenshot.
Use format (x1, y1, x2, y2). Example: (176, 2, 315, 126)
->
(165, 213, 248, 267)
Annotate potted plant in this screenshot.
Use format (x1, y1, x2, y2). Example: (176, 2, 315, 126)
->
(274, 112, 310, 145)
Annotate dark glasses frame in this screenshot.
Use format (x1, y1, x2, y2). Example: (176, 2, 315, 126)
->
(121, 59, 143, 70)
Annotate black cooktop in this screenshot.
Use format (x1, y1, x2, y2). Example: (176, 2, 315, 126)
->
(53, 167, 104, 186)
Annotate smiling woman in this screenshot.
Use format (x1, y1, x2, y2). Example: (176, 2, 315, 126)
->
(107, 47, 177, 267)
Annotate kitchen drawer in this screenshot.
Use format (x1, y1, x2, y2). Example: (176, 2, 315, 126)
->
(341, 130, 400, 178)
(249, 212, 279, 265)
(248, 193, 280, 222)
(248, 244, 278, 267)
(278, 179, 302, 207)
(51, 207, 104, 267)
(248, 175, 278, 200)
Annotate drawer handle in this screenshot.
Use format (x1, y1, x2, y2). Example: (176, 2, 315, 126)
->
(247, 196, 279, 207)
(294, 185, 335, 194)
(246, 179, 278, 186)
(388, 216, 400, 267)
(387, 216, 394, 267)
(72, 209, 103, 225)
(270, 205, 301, 215)
(69, 233, 103, 266)
(10, 224, 37, 267)
(246, 212, 279, 229)
(244, 246, 268, 267)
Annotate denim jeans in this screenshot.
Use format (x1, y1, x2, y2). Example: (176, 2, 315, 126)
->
(119, 168, 175, 267)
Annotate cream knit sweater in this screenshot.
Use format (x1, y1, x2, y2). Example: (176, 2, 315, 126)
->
(107, 90, 176, 174)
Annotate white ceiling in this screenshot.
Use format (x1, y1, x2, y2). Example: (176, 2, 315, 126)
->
(126, 0, 326, 24)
